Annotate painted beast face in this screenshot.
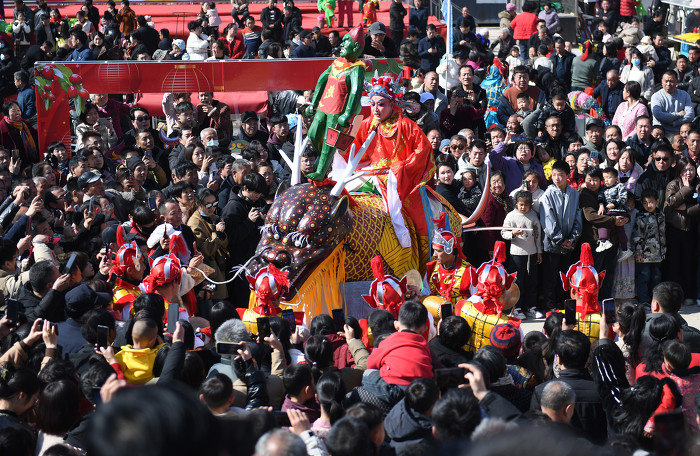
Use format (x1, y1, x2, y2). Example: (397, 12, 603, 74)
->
(249, 183, 353, 299)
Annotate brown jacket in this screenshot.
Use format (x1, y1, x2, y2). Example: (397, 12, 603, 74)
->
(664, 178, 700, 231)
(187, 211, 229, 300)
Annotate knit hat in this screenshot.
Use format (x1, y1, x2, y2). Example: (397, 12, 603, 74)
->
(506, 3, 516, 11)
(125, 156, 144, 172)
(489, 323, 521, 358)
(172, 39, 186, 51)
(439, 139, 451, 151)
(419, 92, 435, 104)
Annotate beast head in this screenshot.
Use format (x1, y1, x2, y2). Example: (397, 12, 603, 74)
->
(249, 183, 353, 299)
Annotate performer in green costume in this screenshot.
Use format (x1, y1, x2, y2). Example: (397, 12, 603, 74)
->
(317, 0, 337, 27)
(305, 25, 366, 182)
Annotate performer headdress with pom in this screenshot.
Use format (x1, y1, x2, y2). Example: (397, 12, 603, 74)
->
(364, 72, 420, 113)
(247, 264, 289, 316)
(110, 241, 142, 279)
(560, 243, 605, 319)
(142, 254, 182, 294)
(362, 255, 407, 317)
(474, 241, 516, 316)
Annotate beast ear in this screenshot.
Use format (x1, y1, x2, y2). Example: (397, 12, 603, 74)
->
(331, 195, 349, 220)
(275, 181, 290, 200)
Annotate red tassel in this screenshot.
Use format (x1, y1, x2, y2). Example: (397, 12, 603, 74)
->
(370, 255, 385, 281)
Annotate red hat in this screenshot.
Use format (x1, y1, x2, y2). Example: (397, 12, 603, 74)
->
(247, 264, 289, 316)
(475, 241, 516, 316)
(489, 322, 521, 358)
(110, 241, 142, 278)
(142, 254, 181, 293)
(560, 243, 605, 319)
(362, 255, 407, 318)
(347, 25, 365, 52)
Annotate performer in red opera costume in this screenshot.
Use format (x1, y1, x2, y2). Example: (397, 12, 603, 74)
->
(109, 241, 146, 321)
(362, 255, 408, 318)
(352, 73, 436, 247)
(425, 213, 474, 305)
(559, 242, 606, 342)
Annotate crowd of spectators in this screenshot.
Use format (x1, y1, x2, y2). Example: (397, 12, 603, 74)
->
(0, 0, 698, 455)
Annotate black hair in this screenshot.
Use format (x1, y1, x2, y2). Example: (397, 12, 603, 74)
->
(199, 373, 233, 409)
(431, 387, 482, 441)
(583, 166, 603, 180)
(398, 300, 428, 331)
(81, 309, 116, 344)
(662, 339, 691, 371)
(643, 314, 681, 374)
(187, 20, 202, 31)
(80, 362, 116, 405)
(367, 309, 396, 340)
(437, 315, 471, 350)
(87, 384, 219, 456)
(325, 417, 374, 456)
(640, 188, 658, 203)
(405, 378, 438, 414)
(316, 372, 345, 424)
(611, 375, 668, 443)
(652, 281, 683, 313)
(0, 365, 41, 400)
(550, 160, 569, 175)
(209, 301, 239, 337)
(513, 190, 532, 205)
(132, 293, 166, 320)
(555, 330, 591, 370)
(282, 363, 313, 397)
(29, 260, 56, 294)
(474, 346, 507, 384)
(616, 302, 646, 364)
(304, 335, 334, 383)
(131, 204, 157, 226)
(345, 402, 383, 432)
(35, 380, 81, 435)
(241, 172, 266, 193)
(0, 238, 18, 265)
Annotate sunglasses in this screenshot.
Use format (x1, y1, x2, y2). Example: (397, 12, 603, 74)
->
(450, 144, 466, 150)
(135, 116, 150, 122)
(654, 157, 670, 162)
(204, 201, 218, 209)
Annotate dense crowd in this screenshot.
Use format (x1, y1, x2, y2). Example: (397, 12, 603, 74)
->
(0, 0, 700, 455)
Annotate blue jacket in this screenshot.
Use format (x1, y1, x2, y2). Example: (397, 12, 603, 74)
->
(488, 141, 547, 194)
(539, 184, 582, 254)
(409, 5, 428, 37)
(16, 84, 35, 119)
(592, 79, 625, 119)
(68, 45, 95, 61)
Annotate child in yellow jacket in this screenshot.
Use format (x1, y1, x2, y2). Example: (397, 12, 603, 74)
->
(115, 319, 166, 384)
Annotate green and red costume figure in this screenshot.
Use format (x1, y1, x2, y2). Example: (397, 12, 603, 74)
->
(305, 25, 366, 182)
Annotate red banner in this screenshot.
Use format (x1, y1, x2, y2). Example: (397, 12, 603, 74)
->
(34, 59, 402, 153)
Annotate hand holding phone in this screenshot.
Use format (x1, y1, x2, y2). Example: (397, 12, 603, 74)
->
(63, 252, 77, 275)
(167, 304, 179, 334)
(564, 299, 577, 326)
(602, 298, 616, 324)
(97, 324, 109, 348)
(256, 317, 271, 339)
(331, 308, 345, 332)
(281, 309, 296, 331)
(440, 303, 453, 318)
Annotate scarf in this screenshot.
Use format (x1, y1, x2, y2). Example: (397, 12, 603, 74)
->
(492, 191, 513, 213)
(5, 118, 36, 156)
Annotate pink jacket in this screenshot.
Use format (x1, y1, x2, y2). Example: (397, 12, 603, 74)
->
(612, 100, 648, 140)
(619, 0, 640, 17)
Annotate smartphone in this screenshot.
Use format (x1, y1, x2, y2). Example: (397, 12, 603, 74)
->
(5, 298, 18, 325)
(440, 303, 453, 318)
(92, 386, 102, 405)
(589, 150, 600, 161)
(63, 252, 77, 275)
(256, 317, 271, 339)
(602, 298, 616, 324)
(281, 308, 296, 331)
(50, 322, 59, 336)
(331, 308, 345, 332)
(216, 342, 243, 355)
(97, 324, 109, 348)
(11, 149, 19, 161)
(434, 367, 467, 390)
(25, 215, 32, 236)
(511, 134, 528, 142)
(564, 299, 577, 326)
(88, 196, 95, 214)
(654, 410, 686, 456)
(167, 304, 179, 334)
(521, 179, 528, 191)
(453, 89, 470, 98)
(272, 410, 291, 427)
(148, 196, 158, 211)
(144, 149, 153, 159)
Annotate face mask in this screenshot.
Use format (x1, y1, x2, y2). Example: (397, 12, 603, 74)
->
(631, 59, 640, 66)
(206, 139, 219, 147)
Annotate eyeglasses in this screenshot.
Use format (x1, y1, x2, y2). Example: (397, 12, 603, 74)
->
(204, 201, 218, 209)
(450, 144, 466, 150)
(546, 124, 561, 129)
(135, 116, 150, 122)
(655, 156, 670, 162)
